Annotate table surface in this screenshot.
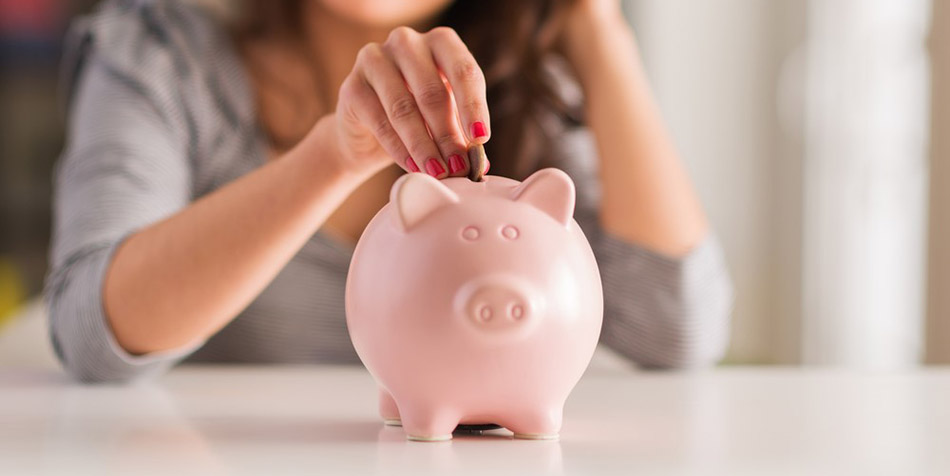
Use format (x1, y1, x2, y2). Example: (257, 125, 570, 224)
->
(2, 364, 949, 476)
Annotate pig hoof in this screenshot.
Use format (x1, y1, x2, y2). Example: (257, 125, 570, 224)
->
(513, 432, 559, 440)
(383, 418, 402, 427)
(407, 433, 453, 442)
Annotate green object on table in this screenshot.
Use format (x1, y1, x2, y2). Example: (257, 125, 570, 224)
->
(0, 257, 26, 329)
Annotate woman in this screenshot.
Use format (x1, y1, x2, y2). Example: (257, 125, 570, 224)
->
(46, 0, 733, 382)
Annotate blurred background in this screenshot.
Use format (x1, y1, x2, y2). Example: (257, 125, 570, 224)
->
(0, 0, 947, 369)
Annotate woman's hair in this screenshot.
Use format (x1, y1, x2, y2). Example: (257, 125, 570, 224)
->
(233, 0, 582, 179)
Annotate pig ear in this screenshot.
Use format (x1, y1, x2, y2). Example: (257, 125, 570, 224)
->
(390, 173, 459, 231)
(511, 168, 576, 227)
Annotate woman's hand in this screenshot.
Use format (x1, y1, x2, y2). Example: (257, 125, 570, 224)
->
(559, 0, 631, 77)
(568, 0, 625, 23)
(556, 0, 711, 256)
(331, 26, 491, 180)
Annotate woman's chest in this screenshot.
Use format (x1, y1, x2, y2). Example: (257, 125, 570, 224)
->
(320, 164, 403, 245)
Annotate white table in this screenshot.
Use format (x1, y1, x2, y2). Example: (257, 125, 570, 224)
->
(2, 365, 949, 476)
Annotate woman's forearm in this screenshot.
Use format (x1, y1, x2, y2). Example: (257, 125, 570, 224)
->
(563, 8, 708, 257)
(104, 116, 371, 354)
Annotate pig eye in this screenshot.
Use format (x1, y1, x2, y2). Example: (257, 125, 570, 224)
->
(461, 226, 480, 241)
(500, 225, 520, 240)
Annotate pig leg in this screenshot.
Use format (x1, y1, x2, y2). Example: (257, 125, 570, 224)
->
(378, 388, 401, 426)
(502, 404, 563, 440)
(398, 402, 460, 442)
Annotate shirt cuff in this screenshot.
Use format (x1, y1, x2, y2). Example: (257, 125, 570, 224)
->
(594, 231, 735, 368)
(47, 236, 203, 382)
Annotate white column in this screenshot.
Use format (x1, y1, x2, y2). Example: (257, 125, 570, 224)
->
(625, 0, 804, 363)
(801, 0, 931, 368)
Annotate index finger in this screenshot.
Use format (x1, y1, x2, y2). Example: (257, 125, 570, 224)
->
(424, 27, 491, 145)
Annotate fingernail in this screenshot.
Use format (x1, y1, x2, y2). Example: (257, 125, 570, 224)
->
(471, 121, 488, 139)
(425, 158, 445, 177)
(406, 157, 420, 172)
(448, 154, 465, 174)
(484, 159, 490, 174)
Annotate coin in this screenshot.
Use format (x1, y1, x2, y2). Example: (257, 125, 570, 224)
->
(467, 143, 488, 182)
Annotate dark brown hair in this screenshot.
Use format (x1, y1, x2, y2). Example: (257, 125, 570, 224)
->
(234, 0, 581, 179)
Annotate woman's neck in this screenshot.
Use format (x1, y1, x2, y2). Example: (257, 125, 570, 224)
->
(239, 5, 442, 153)
(301, 4, 440, 110)
(302, 5, 383, 111)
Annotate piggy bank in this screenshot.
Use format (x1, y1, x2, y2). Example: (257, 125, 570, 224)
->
(345, 168, 603, 441)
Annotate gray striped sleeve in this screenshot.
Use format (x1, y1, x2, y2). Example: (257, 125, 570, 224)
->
(45, 8, 199, 383)
(556, 126, 734, 369)
(45, 239, 198, 382)
(594, 232, 734, 368)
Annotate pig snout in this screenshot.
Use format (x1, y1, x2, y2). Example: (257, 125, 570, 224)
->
(456, 276, 541, 335)
(467, 285, 530, 327)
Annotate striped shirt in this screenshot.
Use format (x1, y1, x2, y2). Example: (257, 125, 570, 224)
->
(45, 0, 734, 383)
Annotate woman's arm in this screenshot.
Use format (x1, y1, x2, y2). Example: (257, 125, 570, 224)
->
(49, 10, 492, 379)
(558, 3, 734, 368)
(103, 117, 366, 355)
(107, 25, 491, 355)
(561, 2, 709, 257)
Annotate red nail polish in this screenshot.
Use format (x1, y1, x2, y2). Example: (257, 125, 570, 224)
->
(406, 157, 420, 172)
(425, 158, 445, 177)
(448, 154, 465, 174)
(471, 121, 487, 139)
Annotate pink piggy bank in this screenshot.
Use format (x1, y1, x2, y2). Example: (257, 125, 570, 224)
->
(345, 168, 603, 441)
